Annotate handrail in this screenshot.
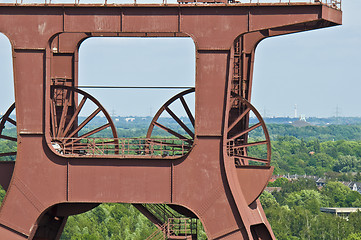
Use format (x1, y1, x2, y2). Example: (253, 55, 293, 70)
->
(0, 0, 341, 10)
(51, 137, 191, 158)
(167, 218, 197, 237)
(316, 0, 341, 9)
(142, 204, 198, 240)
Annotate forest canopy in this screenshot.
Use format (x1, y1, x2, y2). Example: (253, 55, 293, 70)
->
(1, 122, 361, 239)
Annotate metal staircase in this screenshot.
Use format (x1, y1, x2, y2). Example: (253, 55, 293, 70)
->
(133, 204, 197, 240)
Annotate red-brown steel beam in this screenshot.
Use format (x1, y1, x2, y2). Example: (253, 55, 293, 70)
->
(0, 3, 341, 240)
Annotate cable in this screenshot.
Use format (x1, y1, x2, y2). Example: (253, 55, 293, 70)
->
(77, 86, 195, 89)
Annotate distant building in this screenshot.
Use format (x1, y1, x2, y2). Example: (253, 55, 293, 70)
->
(265, 187, 282, 193)
(316, 178, 327, 188)
(269, 175, 287, 183)
(342, 182, 361, 194)
(125, 117, 135, 122)
(291, 116, 312, 127)
(270, 174, 321, 181)
(350, 182, 361, 193)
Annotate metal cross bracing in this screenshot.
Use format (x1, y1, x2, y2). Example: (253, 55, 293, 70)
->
(0, 2, 341, 240)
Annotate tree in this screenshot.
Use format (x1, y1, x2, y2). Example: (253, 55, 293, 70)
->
(0, 186, 5, 204)
(346, 233, 361, 240)
(346, 191, 361, 207)
(311, 213, 353, 240)
(260, 191, 279, 209)
(60, 203, 157, 240)
(322, 181, 351, 207)
(334, 155, 361, 173)
(284, 189, 328, 214)
(314, 152, 335, 171)
(268, 177, 289, 187)
(349, 211, 361, 233)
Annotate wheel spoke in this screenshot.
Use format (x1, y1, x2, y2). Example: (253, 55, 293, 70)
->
(236, 155, 268, 163)
(0, 135, 17, 142)
(0, 152, 17, 157)
(7, 117, 16, 126)
(232, 140, 268, 149)
(78, 123, 110, 138)
(50, 99, 58, 137)
(227, 107, 251, 133)
(165, 107, 194, 138)
(153, 121, 192, 143)
(226, 95, 271, 167)
(62, 96, 87, 138)
(146, 89, 194, 156)
(66, 107, 101, 139)
(73, 123, 111, 141)
(57, 89, 71, 138)
(0, 103, 17, 158)
(180, 96, 195, 127)
(229, 122, 262, 141)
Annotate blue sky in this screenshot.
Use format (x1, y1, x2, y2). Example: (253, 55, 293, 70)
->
(252, 0, 361, 118)
(78, 37, 196, 117)
(0, 1, 359, 118)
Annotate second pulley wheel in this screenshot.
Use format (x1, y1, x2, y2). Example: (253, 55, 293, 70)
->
(146, 88, 195, 154)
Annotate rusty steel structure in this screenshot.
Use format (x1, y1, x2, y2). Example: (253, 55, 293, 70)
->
(0, 1, 341, 239)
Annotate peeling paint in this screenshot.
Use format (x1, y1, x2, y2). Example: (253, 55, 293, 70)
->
(38, 22, 46, 35)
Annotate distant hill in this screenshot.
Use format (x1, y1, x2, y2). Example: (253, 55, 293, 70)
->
(251, 116, 361, 126)
(3, 114, 361, 141)
(250, 124, 361, 141)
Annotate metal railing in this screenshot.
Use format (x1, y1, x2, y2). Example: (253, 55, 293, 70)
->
(141, 204, 198, 240)
(167, 218, 197, 238)
(1, 0, 341, 10)
(51, 137, 191, 157)
(246, 0, 340, 9)
(145, 218, 197, 240)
